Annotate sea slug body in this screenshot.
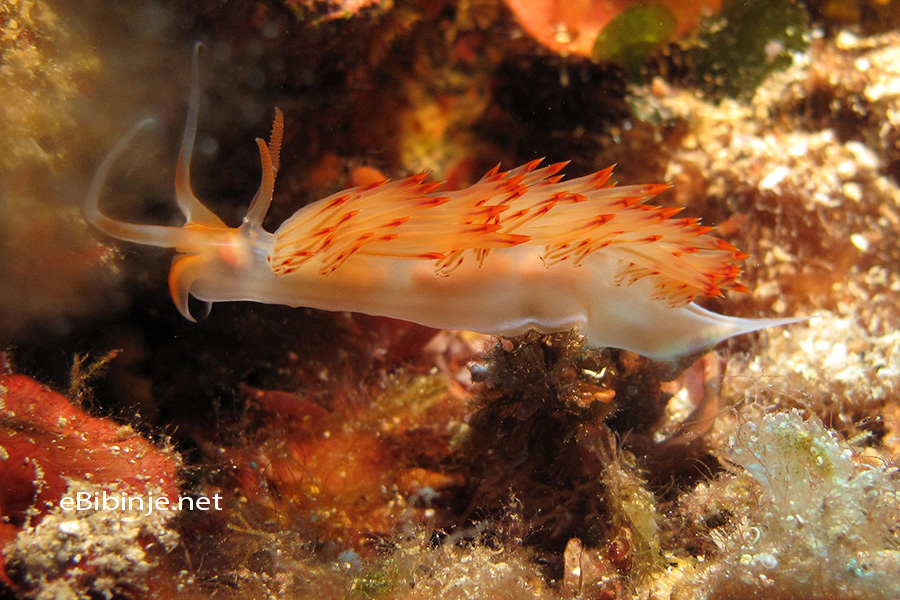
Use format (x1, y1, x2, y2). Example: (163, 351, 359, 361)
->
(85, 47, 802, 361)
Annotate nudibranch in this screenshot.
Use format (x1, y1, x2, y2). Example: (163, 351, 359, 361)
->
(85, 48, 801, 361)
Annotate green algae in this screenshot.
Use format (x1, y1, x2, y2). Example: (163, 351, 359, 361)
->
(592, 3, 678, 76)
(690, 0, 808, 99)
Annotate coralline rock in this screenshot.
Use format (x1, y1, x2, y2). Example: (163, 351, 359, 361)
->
(0, 371, 182, 598)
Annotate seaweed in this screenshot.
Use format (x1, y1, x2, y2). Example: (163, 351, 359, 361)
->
(689, 0, 808, 98)
(677, 409, 900, 599)
(592, 3, 678, 77)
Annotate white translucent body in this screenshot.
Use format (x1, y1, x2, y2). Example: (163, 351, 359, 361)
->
(181, 230, 799, 360)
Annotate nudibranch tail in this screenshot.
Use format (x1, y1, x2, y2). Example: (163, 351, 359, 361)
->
(623, 304, 809, 361)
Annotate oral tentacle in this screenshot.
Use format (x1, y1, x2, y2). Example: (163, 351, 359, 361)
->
(84, 118, 188, 248)
(174, 43, 227, 228)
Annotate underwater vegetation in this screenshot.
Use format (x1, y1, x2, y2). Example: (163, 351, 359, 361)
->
(216, 371, 468, 555)
(502, 0, 809, 89)
(812, 0, 900, 32)
(676, 409, 900, 599)
(2, 0, 900, 599)
(687, 0, 809, 98)
(503, 0, 721, 61)
(0, 0, 117, 338)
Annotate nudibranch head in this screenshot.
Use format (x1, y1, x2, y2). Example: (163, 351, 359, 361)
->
(84, 45, 283, 321)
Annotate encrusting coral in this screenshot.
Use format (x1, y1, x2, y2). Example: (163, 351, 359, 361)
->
(0, 357, 184, 598)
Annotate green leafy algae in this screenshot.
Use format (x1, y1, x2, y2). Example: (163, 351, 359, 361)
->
(690, 0, 808, 99)
(592, 3, 678, 76)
